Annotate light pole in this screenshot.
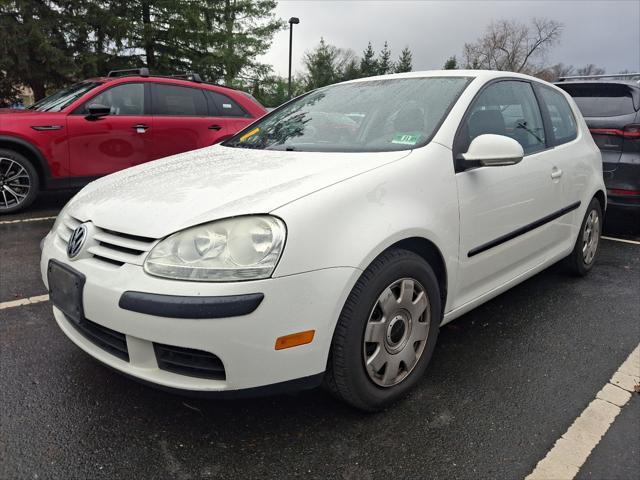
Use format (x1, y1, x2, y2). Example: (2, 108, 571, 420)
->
(288, 17, 300, 100)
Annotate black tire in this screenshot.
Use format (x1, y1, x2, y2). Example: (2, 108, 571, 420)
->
(0, 148, 40, 214)
(564, 197, 603, 276)
(324, 249, 441, 411)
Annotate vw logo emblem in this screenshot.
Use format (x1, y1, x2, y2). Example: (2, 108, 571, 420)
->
(67, 224, 88, 259)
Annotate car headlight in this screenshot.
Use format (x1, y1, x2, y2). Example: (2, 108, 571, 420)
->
(144, 215, 286, 281)
(51, 212, 66, 235)
(50, 198, 74, 236)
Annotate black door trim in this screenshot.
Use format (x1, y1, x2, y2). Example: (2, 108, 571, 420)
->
(468, 201, 581, 257)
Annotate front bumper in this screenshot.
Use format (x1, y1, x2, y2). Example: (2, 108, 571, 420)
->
(41, 231, 359, 393)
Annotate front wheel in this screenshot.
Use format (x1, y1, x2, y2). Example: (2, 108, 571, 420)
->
(0, 149, 39, 214)
(324, 249, 441, 411)
(565, 197, 603, 276)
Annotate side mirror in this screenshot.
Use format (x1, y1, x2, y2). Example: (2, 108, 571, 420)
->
(85, 103, 111, 120)
(462, 134, 524, 166)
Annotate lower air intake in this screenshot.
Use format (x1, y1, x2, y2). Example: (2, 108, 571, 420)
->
(153, 343, 226, 380)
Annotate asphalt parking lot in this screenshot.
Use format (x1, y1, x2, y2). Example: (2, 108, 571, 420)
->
(1, 190, 639, 479)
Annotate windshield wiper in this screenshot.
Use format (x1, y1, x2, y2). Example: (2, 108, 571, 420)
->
(516, 122, 543, 143)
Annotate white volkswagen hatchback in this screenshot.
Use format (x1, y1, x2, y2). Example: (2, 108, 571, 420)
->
(41, 71, 605, 411)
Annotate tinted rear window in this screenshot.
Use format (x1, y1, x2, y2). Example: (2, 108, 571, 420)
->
(152, 84, 207, 116)
(559, 84, 636, 117)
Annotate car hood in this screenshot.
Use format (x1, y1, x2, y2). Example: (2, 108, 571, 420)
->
(67, 145, 411, 238)
(0, 108, 28, 113)
(0, 109, 44, 126)
(0, 108, 49, 115)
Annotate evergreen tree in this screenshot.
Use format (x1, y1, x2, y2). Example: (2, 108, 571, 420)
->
(116, 0, 284, 85)
(341, 58, 361, 81)
(249, 73, 289, 108)
(0, 0, 284, 104)
(216, 0, 285, 85)
(377, 41, 393, 75)
(304, 38, 340, 89)
(0, 0, 79, 101)
(302, 39, 359, 89)
(443, 55, 458, 70)
(394, 46, 413, 73)
(360, 42, 378, 77)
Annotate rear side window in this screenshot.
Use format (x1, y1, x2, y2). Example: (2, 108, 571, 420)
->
(205, 91, 249, 117)
(152, 84, 207, 116)
(558, 84, 636, 117)
(539, 87, 577, 145)
(461, 80, 546, 155)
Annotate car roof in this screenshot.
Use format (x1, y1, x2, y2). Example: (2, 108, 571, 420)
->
(82, 75, 241, 93)
(340, 69, 558, 88)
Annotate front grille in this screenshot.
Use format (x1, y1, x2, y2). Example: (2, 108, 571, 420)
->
(57, 214, 157, 267)
(65, 314, 129, 361)
(154, 343, 226, 380)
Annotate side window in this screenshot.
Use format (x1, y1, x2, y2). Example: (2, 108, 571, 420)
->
(539, 87, 577, 145)
(206, 91, 249, 117)
(152, 84, 207, 116)
(461, 81, 546, 155)
(79, 83, 145, 115)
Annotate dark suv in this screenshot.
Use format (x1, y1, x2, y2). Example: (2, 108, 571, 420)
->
(0, 68, 266, 213)
(556, 74, 640, 212)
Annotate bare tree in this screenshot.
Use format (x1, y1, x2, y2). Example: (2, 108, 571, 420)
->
(536, 62, 575, 81)
(462, 18, 563, 74)
(576, 64, 606, 76)
(549, 62, 575, 78)
(539, 63, 607, 81)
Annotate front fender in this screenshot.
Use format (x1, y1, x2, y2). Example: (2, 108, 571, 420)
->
(271, 143, 460, 309)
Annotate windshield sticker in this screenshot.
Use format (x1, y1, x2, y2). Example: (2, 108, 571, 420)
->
(222, 103, 232, 109)
(391, 132, 421, 145)
(240, 127, 260, 142)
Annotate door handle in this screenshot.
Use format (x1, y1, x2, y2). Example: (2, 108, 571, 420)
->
(132, 124, 149, 131)
(551, 167, 563, 179)
(208, 124, 222, 131)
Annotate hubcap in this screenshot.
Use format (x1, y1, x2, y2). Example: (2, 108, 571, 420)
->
(0, 157, 31, 210)
(363, 278, 431, 387)
(582, 209, 600, 265)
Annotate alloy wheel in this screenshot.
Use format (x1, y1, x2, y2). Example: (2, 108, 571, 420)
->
(0, 157, 31, 210)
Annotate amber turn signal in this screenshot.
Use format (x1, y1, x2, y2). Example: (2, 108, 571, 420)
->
(275, 330, 315, 350)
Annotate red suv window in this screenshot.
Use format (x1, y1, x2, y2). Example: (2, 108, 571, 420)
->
(151, 84, 208, 116)
(205, 90, 249, 117)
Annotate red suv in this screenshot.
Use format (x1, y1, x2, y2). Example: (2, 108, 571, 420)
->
(0, 68, 266, 213)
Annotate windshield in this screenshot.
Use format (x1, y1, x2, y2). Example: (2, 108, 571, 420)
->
(29, 82, 102, 112)
(224, 77, 472, 152)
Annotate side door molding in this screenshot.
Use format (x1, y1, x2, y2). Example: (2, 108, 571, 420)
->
(468, 201, 581, 257)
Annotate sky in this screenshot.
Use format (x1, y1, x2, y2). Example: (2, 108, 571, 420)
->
(260, 0, 640, 76)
